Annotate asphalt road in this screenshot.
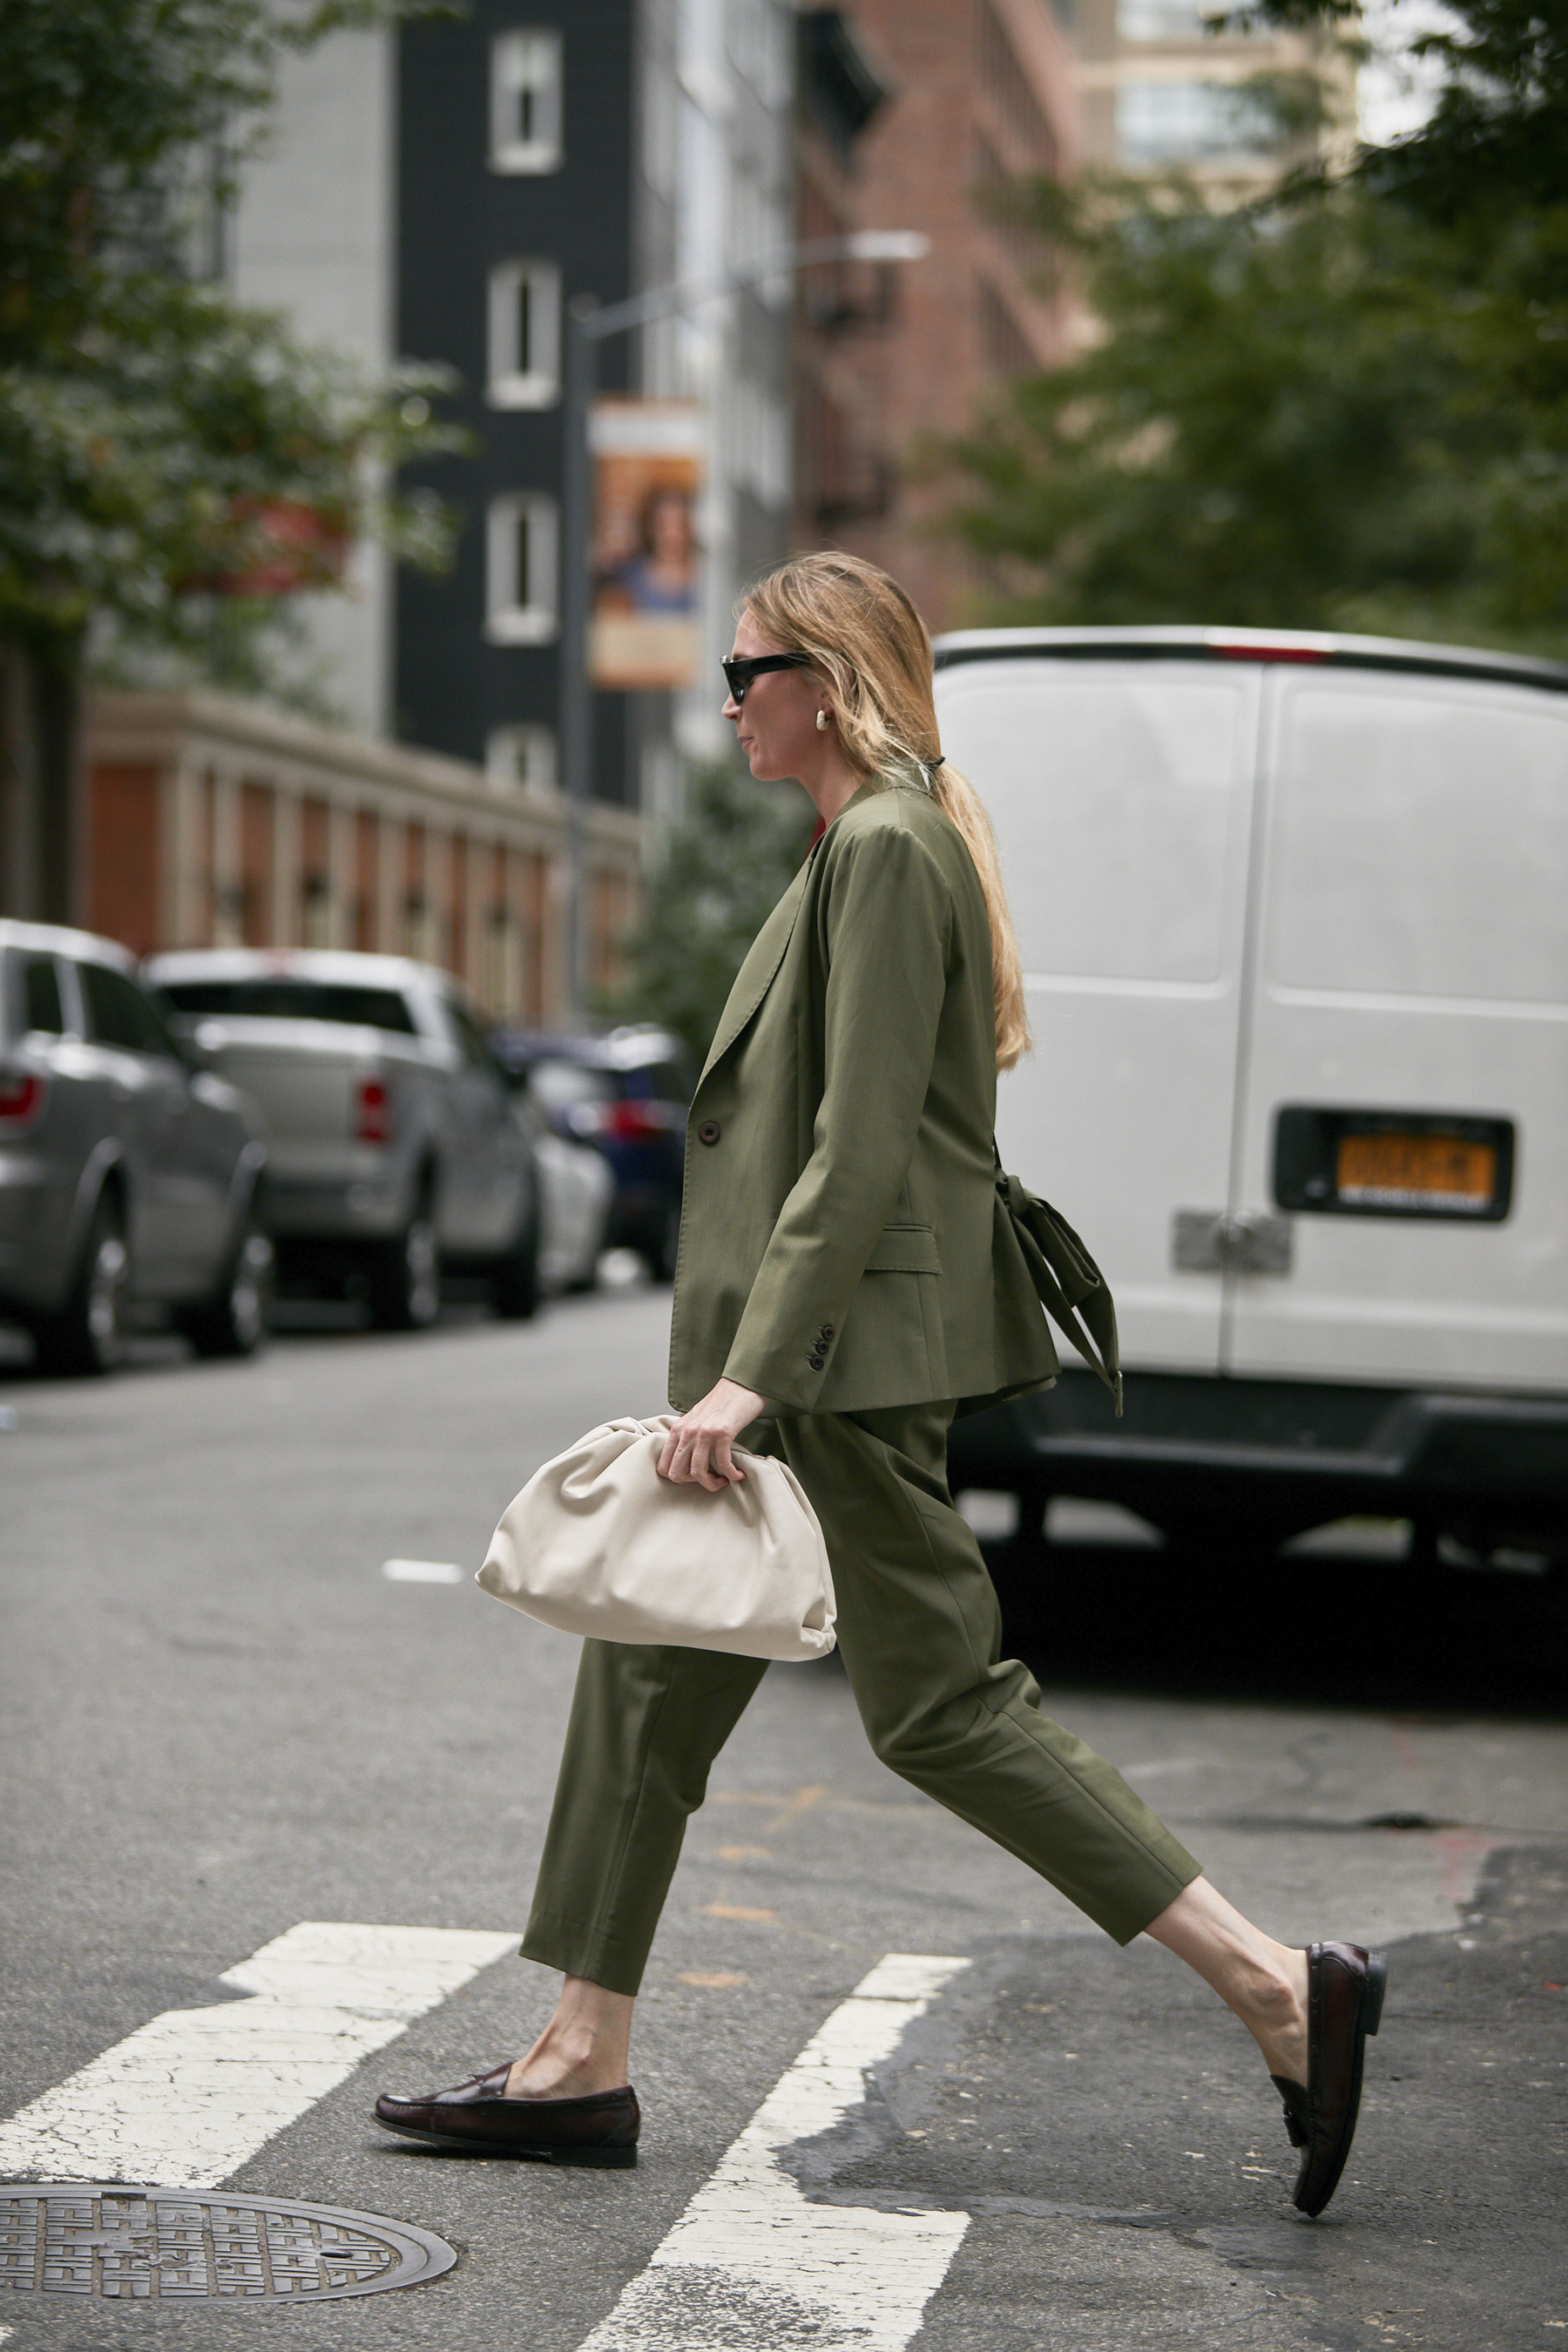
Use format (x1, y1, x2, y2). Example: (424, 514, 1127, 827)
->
(1, 1281, 1565, 2350)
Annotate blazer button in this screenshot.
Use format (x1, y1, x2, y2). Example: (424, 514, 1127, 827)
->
(819, 1324, 835, 1341)
(808, 1352, 825, 1370)
(697, 1119, 720, 1146)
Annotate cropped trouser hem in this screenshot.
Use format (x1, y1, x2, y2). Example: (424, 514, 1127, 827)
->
(518, 1911, 648, 2001)
(520, 1401, 1200, 1995)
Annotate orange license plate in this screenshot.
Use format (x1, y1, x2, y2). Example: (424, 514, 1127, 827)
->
(1335, 1132, 1497, 1212)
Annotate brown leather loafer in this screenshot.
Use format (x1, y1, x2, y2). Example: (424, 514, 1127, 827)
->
(374, 2064, 639, 2167)
(1272, 1941, 1387, 2218)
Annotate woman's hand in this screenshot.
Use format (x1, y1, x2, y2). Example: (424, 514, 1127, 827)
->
(657, 1379, 767, 1491)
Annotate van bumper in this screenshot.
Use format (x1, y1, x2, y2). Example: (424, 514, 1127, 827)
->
(949, 1369, 1568, 1532)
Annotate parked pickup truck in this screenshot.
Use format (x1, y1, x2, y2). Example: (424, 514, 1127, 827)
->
(145, 949, 544, 1328)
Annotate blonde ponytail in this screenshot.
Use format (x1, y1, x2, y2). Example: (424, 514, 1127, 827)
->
(743, 551, 1031, 1071)
(926, 759, 1031, 1071)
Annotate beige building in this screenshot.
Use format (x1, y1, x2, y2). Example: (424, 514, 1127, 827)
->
(83, 693, 641, 1024)
(1066, 0, 1347, 188)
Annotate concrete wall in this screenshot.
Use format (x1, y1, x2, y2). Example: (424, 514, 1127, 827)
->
(228, 30, 398, 736)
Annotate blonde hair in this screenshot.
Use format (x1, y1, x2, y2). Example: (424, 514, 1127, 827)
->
(744, 550, 1030, 1070)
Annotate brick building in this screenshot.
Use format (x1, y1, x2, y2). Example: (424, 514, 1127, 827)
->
(83, 693, 640, 1024)
(794, 1, 1078, 632)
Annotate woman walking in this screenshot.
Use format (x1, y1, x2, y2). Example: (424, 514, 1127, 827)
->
(375, 552, 1385, 2216)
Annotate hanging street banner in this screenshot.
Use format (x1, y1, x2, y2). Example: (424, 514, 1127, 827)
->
(589, 398, 703, 689)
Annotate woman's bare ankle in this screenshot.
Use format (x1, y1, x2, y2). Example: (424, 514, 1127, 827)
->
(504, 2049, 625, 2099)
(503, 1977, 634, 2099)
(1240, 1946, 1309, 2083)
(1145, 1879, 1309, 2084)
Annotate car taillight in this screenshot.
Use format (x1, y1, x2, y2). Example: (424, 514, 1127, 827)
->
(356, 1076, 391, 1144)
(605, 1099, 669, 1144)
(0, 1070, 46, 1129)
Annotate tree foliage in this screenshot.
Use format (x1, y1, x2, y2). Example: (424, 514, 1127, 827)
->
(0, 0, 456, 682)
(947, 0, 1568, 653)
(1236, 0, 1568, 220)
(599, 760, 817, 1064)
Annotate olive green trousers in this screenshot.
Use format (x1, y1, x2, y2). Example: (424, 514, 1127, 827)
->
(520, 1402, 1200, 1997)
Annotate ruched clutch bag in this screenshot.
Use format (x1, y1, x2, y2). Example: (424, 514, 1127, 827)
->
(476, 1416, 837, 1661)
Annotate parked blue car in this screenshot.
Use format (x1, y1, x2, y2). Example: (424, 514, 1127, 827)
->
(490, 1026, 692, 1282)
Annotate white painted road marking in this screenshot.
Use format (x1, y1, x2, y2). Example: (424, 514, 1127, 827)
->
(0, 1922, 517, 2192)
(381, 1558, 465, 1583)
(578, 1952, 971, 2352)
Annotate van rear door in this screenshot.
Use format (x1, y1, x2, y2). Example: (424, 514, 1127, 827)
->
(1225, 665, 1568, 1391)
(936, 655, 1260, 1372)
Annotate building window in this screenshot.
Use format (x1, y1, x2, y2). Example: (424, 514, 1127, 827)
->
(486, 725, 558, 795)
(488, 261, 561, 408)
(1118, 0, 1223, 38)
(975, 0, 1059, 172)
(484, 906, 525, 1021)
(301, 872, 333, 949)
(730, 0, 792, 111)
(1115, 78, 1275, 164)
(972, 125, 1044, 275)
(641, 51, 678, 200)
(486, 496, 558, 644)
(490, 30, 563, 173)
(799, 10, 889, 160)
(728, 375, 791, 510)
(977, 279, 1039, 379)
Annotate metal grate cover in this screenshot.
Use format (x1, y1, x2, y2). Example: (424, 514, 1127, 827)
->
(0, 2184, 456, 2302)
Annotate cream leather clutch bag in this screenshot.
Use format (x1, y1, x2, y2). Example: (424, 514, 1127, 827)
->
(476, 1416, 837, 1662)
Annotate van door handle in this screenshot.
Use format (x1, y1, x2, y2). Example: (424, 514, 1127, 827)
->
(1173, 1209, 1293, 1274)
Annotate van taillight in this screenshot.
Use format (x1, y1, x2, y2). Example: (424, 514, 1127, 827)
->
(356, 1077, 391, 1143)
(0, 1071, 46, 1129)
(1213, 642, 1328, 663)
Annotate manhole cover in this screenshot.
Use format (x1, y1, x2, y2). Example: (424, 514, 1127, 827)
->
(0, 2184, 456, 2301)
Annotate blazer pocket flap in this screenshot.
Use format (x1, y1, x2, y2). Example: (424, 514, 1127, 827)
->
(864, 1222, 942, 1274)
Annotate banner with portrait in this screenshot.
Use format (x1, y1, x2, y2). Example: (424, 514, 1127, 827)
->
(589, 399, 703, 690)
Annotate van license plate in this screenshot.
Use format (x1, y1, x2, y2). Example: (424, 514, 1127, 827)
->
(1335, 1132, 1497, 1212)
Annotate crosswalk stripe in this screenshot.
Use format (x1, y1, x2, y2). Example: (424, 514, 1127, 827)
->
(0, 1922, 517, 2192)
(577, 1953, 971, 2352)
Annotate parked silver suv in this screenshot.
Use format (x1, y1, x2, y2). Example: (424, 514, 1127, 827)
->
(145, 950, 541, 1328)
(0, 922, 271, 1373)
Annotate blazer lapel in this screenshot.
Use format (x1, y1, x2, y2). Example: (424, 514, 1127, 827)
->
(699, 852, 814, 1083)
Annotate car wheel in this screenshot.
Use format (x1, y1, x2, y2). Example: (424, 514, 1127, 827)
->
(492, 1206, 542, 1321)
(33, 1193, 130, 1376)
(368, 1206, 441, 1331)
(180, 1216, 275, 1359)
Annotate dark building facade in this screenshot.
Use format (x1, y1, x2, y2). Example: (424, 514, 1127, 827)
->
(395, 1, 635, 803)
(231, 3, 795, 818)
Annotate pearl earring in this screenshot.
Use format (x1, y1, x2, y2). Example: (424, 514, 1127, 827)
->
(815, 710, 828, 731)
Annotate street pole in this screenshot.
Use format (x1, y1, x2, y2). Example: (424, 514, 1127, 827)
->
(558, 295, 598, 1027)
(556, 232, 928, 1028)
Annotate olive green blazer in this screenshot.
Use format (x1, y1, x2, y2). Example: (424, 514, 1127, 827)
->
(667, 780, 1060, 1417)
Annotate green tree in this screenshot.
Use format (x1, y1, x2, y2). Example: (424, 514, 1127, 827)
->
(1241, 0, 1568, 220)
(0, 0, 456, 924)
(599, 760, 816, 1064)
(945, 2, 1568, 654)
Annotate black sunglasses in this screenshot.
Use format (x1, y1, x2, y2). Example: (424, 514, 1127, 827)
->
(721, 652, 814, 704)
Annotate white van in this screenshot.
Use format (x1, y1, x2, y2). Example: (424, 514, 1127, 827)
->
(936, 626, 1568, 1565)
